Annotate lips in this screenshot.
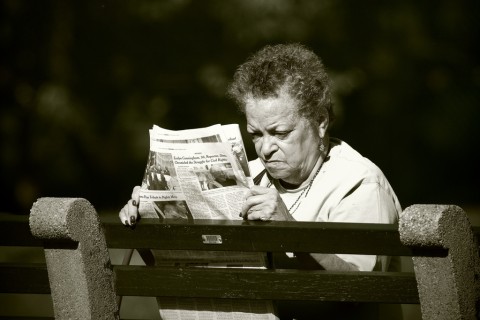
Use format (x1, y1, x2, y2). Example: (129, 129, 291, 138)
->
(264, 160, 284, 169)
(264, 159, 280, 164)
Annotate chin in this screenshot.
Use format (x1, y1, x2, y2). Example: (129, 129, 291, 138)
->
(263, 162, 295, 179)
(266, 168, 289, 181)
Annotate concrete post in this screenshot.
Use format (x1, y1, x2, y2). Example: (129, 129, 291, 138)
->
(399, 204, 480, 320)
(30, 197, 118, 320)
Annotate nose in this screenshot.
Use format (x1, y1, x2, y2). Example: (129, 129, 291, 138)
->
(259, 136, 278, 159)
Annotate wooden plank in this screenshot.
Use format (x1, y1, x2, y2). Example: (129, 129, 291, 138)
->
(0, 263, 50, 294)
(114, 266, 419, 304)
(0, 211, 478, 252)
(1, 212, 477, 256)
(101, 216, 446, 256)
(0, 316, 54, 320)
(0, 213, 42, 247)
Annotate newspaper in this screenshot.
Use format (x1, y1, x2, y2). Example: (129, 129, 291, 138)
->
(138, 124, 253, 221)
(137, 124, 277, 320)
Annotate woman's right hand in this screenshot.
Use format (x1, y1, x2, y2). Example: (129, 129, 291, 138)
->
(240, 185, 293, 221)
(119, 186, 141, 226)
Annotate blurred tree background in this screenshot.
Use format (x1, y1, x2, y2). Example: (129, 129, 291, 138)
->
(1, 0, 479, 215)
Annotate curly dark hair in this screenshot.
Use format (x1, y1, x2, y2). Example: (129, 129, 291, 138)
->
(227, 43, 334, 127)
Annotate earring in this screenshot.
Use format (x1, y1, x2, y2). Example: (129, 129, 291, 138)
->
(319, 143, 325, 152)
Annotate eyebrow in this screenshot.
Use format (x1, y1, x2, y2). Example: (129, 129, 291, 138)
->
(265, 122, 292, 131)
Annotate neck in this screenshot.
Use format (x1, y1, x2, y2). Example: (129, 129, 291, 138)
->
(279, 179, 301, 189)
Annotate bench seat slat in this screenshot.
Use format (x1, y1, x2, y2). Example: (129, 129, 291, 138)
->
(114, 266, 419, 304)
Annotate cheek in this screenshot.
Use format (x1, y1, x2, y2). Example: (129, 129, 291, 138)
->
(253, 139, 263, 154)
(283, 145, 303, 164)
(282, 136, 315, 164)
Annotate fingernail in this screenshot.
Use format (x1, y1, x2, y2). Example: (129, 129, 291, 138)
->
(132, 200, 137, 206)
(130, 216, 136, 224)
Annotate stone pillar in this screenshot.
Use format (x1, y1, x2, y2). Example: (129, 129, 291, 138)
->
(30, 197, 118, 320)
(399, 204, 480, 320)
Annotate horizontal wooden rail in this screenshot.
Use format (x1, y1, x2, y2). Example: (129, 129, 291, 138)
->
(1, 212, 479, 256)
(100, 215, 447, 256)
(0, 263, 50, 294)
(0, 213, 43, 247)
(0, 317, 54, 320)
(114, 266, 419, 304)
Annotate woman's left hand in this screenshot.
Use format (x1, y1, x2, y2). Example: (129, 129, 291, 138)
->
(240, 186, 294, 221)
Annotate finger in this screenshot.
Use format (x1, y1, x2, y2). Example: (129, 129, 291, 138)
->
(119, 204, 129, 225)
(244, 208, 272, 221)
(131, 186, 141, 206)
(248, 185, 271, 196)
(239, 188, 254, 218)
(240, 186, 276, 219)
(127, 199, 138, 225)
(241, 188, 277, 216)
(240, 196, 258, 218)
(241, 199, 274, 221)
(240, 192, 265, 219)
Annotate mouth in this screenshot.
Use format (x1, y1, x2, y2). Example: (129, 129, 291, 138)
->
(263, 160, 284, 168)
(263, 159, 281, 163)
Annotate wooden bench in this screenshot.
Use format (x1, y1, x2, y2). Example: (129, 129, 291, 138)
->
(2, 198, 480, 319)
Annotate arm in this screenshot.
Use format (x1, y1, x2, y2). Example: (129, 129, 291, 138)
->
(240, 184, 388, 271)
(241, 186, 359, 270)
(312, 182, 400, 271)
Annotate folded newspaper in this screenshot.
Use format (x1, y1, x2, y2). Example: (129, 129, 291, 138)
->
(137, 124, 277, 320)
(138, 123, 253, 221)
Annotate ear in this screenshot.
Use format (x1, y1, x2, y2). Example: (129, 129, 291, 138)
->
(317, 116, 329, 139)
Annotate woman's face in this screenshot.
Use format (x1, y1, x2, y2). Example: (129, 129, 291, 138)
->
(245, 91, 325, 186)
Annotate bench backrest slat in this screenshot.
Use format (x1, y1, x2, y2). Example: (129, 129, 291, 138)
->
(0, 213, 42, 247)
(101, 217, 446, 256)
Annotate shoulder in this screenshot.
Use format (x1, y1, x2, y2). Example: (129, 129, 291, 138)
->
(323, 138, 402, 212)
(323, 138, 401, 205)
(326, 138, 385, 183)
(300, 139, 401, 225)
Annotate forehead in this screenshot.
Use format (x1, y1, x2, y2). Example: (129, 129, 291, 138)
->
(245, 91, 300, 126)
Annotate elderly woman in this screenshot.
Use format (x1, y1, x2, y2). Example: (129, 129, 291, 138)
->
(230, 43, 402, 273)
(119, 43, 402, 318)
(120, 43, 401, 273)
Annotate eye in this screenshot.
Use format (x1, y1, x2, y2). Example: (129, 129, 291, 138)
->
(248, 131, 261, 141)
(274, 130, 291, 139)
